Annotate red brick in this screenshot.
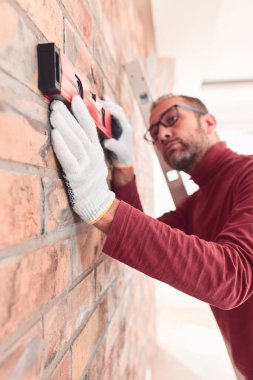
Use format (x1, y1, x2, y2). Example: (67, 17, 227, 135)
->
(103, 282, 151, 380)
(0, 72, 58, 170)
(0, 2, 38, 92)
(88, 288, 117, 379)
(0, 69, 48, 118)
(91, 28, 120, 94)
(0, 321, 44, 380)
(111, 269, 128, 305)
(48, 351, 71, 380)
(72, 228, 104, 279)
(0, 240, 71, 341)
(86, 0, 103, 27)
(102, 0, 155, 64)
(100, 12, 117, 61)
(117, 347, 132, 380)
(15, 0, 63, 48)
(100, 0, 120, 37)
(103, 310, 121, 361)
(44, 298, 71, 369)
(44, 272, 95, 367)
(72, 304, 107, 380)
(87, 0, 117, 63)
(88, 338, 106, 380)
(0, 172, 41, 249)
(64, 19, 104, 97)
(118, 70, 137, 115)
(101, 0, 135, 63)
(62, 0, 92, 46)
(0, 113, 49, 167)
(103, 327, 126, 380)
(102, 287, 116, 323)
(95, 258, 119, 300)
(43, 177, 76, 233)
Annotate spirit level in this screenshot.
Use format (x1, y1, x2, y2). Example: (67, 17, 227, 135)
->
(37, 43, 112, 138)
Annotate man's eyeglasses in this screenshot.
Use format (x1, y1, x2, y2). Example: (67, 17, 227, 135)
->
(144, 104, 207, 144)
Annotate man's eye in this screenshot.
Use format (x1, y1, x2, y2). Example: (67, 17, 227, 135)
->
(163, 115, 177, 126)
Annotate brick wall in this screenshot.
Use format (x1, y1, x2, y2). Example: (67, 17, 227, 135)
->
(0, 0, 156, 379)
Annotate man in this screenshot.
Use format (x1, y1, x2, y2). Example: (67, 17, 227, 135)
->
(50, 94, 253, 379)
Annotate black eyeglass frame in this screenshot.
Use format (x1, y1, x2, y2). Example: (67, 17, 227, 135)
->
(144, 103, 207, 144)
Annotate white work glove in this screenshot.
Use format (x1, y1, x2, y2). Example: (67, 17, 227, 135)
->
(102, 97, 133, 168)
(50, 95, 115, 224)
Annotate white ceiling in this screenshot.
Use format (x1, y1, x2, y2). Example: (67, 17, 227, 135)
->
(150, 0, 253, 138)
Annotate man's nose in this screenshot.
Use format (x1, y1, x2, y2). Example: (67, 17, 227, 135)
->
(157, 124, 173, 142)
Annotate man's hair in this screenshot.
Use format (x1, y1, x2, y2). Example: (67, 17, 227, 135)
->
(151, 93, 208, 114)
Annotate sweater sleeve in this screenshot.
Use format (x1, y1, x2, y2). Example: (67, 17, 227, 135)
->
(157, 195, 193, 232)
(112, 177, 193, 231)
(112, 177, 143, 211)
(103, 165, 253, 310)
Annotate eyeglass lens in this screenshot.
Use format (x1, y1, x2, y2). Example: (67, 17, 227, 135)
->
(149, 106, 178, 141)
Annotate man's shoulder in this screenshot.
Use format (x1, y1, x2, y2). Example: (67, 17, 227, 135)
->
(228, 151, 253, 189)
(226, 148, 253, 170)
(236, 152, 253, 170)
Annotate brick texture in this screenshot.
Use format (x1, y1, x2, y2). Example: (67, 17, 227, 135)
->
(72, 227, 105, 279)
(15, 0, 63, 48)
(49, 351, 71, 380)
(0, 2, 38, 92)
(43, 177, 76, 233)
(0, 240, 71, 341)
(0, 113, 49, 167)
(0, 172, 41, 249)
(72, 301, 107, 380)
(0, 70, 58, 170)
(0, 322, 44, 380)
(43, 272, 95, 368)
(62, 0, 93, 47)
(64, 19, 106, 97)
(0, 0, 157, 378)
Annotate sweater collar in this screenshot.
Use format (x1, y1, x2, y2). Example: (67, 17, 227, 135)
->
(191, 141, 228, 187)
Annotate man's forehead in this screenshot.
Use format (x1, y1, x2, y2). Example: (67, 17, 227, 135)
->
(150, 97, 187, 123)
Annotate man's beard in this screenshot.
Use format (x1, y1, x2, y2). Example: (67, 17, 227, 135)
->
(164, 131, 208, 173)
(166, 144, 200, 172)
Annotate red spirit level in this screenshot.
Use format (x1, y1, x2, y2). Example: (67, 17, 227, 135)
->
(37, 43, 112, 138)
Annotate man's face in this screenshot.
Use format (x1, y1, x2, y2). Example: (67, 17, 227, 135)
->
(149, 97, 210, 173)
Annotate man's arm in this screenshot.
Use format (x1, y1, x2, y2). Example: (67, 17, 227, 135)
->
(100, 160, 253, 311)
(112, 167, 134, 186)
(94, 199, 120, 234)
(110, 167, 143, 212)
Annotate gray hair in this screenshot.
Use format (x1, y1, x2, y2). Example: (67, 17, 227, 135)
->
(151, 93, 209, 113)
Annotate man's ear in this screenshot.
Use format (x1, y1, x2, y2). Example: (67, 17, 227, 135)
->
(203, 113, 216, 134)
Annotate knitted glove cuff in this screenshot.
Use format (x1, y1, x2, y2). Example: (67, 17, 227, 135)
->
(74, 190, 115, 224)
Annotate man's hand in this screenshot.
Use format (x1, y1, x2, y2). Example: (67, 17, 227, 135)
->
(102, 97, 133, 168)
(50, 95, 116, 225)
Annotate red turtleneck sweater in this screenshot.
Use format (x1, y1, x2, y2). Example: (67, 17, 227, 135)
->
(103, 142, 253, 379)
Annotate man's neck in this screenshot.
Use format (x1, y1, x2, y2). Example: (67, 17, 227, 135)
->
(187, 140, 220, 176)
